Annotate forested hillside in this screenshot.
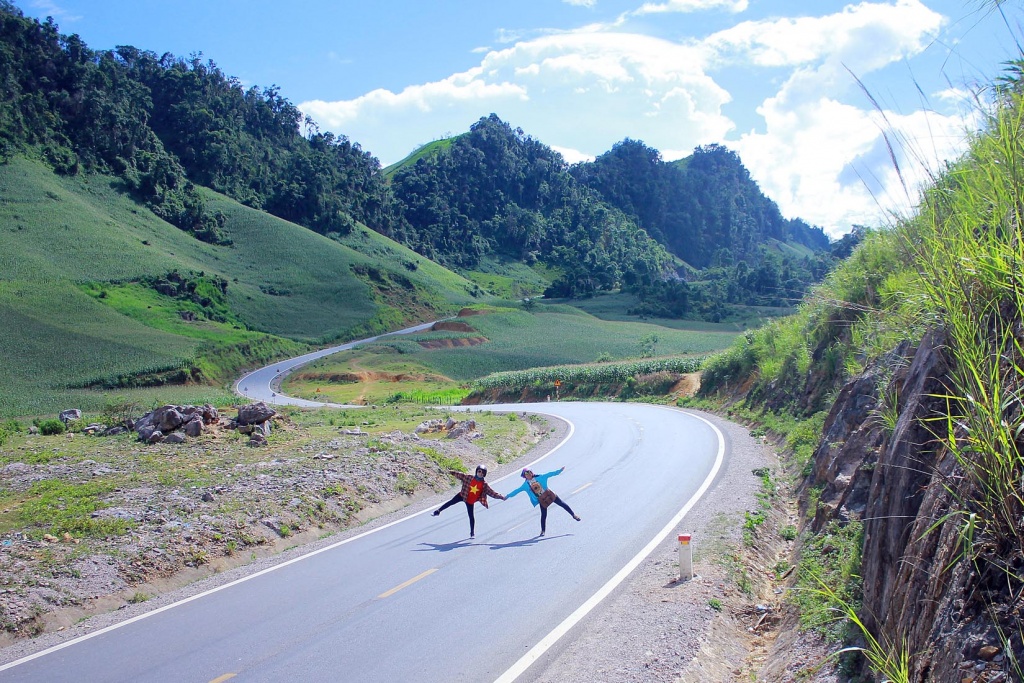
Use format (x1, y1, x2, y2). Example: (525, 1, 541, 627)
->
(388, 115, 671, 297)
(0, 0, 844, 326)
(573, 140, 840, 316)
(0, 2, 402, 243)
(389, 120, 848, 318)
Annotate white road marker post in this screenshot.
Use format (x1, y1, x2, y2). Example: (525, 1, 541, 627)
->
(678, 534, 693, 581)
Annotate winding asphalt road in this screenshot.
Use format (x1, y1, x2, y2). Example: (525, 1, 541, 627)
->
(233, 321, 438, 407)
(0, 400, 724, 682)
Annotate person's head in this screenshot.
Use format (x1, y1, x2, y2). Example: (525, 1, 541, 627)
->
(474, 464, 487, 479)
(521, 468, 534, 480)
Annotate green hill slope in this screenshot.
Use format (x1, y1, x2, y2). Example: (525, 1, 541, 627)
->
(382, 138, 456, 179)
(0, 157, 478, 417)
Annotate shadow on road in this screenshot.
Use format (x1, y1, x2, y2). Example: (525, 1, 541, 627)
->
(486, 534, 570, 550)
(414, 540, 474, 552)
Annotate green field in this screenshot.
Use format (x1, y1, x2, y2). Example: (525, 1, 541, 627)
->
(0, 158, 479, 417)
(413, 305, 732, 379)
(548, 290, 794, 330)
(284, 303, 738, 404)
(1, 157, 745, 418)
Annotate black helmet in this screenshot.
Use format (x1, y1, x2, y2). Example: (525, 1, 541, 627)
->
(475, 464, 487, 476)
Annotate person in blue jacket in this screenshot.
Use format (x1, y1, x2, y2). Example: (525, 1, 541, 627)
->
(505, 467, 580, 536)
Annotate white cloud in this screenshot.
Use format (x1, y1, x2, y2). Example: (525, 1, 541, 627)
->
(300, 31, 733, 167)
(551, 145, 595, 163)
(563, 0, 598, 7)
(634, 0, 748, 15)
(710, 1, 959, 235)
(733, 92, 976, 237)
(300, 0, 980, 236)
(29, 0, 81, 22)
(705, 0, 945, 73)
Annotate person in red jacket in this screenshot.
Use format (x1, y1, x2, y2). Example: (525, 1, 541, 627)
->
(431, 464, 505, 538)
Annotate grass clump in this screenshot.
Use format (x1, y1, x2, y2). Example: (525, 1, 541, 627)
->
(34, 419, 65, 436)
(10, 480, 134, 539)
(791, 520, 863, 643)
(0, 420, 23, 446)
(417, 446, 466, 472)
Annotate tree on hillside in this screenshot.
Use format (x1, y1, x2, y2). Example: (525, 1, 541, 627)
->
(390, 114, 671, 296)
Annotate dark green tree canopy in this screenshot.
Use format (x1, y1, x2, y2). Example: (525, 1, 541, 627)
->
(389, 114, 672, 296)
(0, 3, 401, 242)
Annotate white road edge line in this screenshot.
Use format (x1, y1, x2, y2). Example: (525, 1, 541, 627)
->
(0, 415, 576, 674)
(492, 407, 725, 683)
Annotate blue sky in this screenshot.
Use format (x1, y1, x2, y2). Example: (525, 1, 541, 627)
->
(17, 0, 1024, 237)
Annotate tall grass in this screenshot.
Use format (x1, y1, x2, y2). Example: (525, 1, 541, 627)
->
(649, 16, 1024, 676)
(901, 89, 1024, 582)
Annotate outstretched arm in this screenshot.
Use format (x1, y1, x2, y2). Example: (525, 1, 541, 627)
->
(504, 482, 527, 499)
(484, 483, 506, 500)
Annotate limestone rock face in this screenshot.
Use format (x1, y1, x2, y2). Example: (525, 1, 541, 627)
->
(808, 330, 1021, 681)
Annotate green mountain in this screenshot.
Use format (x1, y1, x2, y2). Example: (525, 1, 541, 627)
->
(385, 120, 844, 318)
(387, 114, 671, 297)
(0, 2, 848, 321)
(572, 140, 840, 317)
(0, 155, 477, 417)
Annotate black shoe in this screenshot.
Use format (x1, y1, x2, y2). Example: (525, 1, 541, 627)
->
(573, 514, 581, 521)
(432, 510, 440, 516)
(539, 531, 545, 537)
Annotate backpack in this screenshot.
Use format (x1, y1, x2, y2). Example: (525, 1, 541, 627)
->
(529, 479, 556, 508)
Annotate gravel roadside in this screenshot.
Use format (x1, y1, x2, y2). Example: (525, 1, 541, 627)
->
(527, 406, 828, 683)
(0, 412, 570, 668)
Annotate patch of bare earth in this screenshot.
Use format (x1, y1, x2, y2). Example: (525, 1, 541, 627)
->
(431, 321, 475, 332)
(669, 373, 701, 398)
(295, 370, 451, 382)
(417, 336, 488, 349)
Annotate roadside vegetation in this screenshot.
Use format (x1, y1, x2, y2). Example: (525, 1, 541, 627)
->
(688, 44, 1024, 681)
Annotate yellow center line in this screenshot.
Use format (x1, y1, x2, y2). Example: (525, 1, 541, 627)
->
(377, 568, 438, 599)
(571, 482, 593, 494)
(208, 674, 237, 683)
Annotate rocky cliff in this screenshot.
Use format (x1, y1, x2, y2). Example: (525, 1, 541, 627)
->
(804, 330, 1021, 681)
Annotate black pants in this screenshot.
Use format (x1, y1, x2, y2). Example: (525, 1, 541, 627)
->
(437, 493, 475, 536)
(540, 496, 575, 533)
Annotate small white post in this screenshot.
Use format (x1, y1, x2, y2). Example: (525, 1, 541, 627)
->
(678, 533, 693, 581)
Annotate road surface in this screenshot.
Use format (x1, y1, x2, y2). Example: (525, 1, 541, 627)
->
(0, 402, 723, 682)
(234, 321, 438, 407)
